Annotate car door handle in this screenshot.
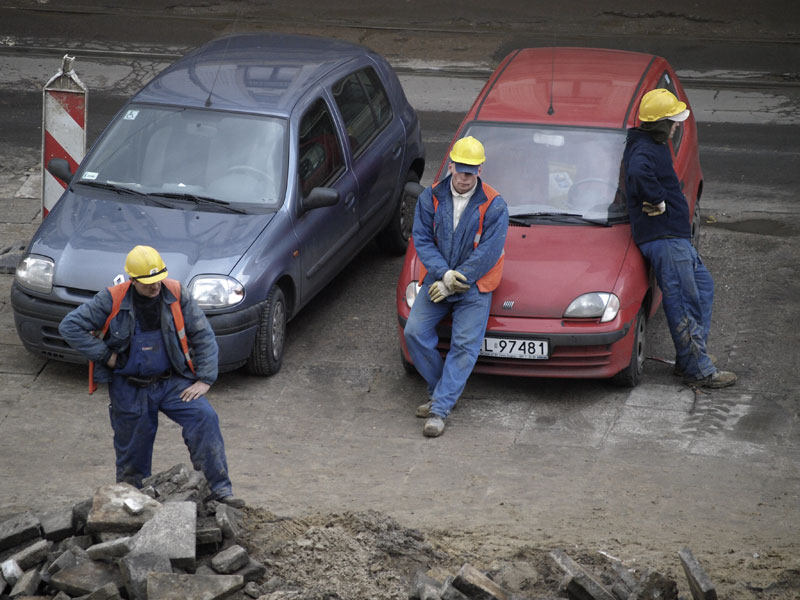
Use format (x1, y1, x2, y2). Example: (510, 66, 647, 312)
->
(391, 144, 402, 159)
(344, 192, 356, 213)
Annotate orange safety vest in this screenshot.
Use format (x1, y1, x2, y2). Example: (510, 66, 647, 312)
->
(418, 182, 505, 293)
(88, 278, 195, 394)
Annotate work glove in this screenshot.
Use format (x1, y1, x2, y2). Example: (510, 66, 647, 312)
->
(443, 269, 470, 293)
(642, 201, 666, 216)
(428, 280, 453, 303)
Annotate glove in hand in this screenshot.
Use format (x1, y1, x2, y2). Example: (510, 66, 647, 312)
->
(443, 270, 470, 293)
(428, 280, 453, 303)
(642, 201, 666, 216)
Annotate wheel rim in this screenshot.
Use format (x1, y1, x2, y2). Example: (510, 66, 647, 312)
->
(691, 203, 700, 247)
(271, 299, 286, 360)
(400, 192, 416, 242)
(635, 315, 646, 373)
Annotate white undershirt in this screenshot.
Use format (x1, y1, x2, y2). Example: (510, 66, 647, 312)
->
(450, 181, 477, 229)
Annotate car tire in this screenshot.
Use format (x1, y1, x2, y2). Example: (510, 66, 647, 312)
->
(400, 348, 417, 375)
(246, 286, 286, 376)
(613, 308, 646, 388)
(691, 199, 701, 250)
(376, 170, 420, 255)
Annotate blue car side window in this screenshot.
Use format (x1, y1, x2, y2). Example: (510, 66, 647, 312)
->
(298, 99, 344, 197)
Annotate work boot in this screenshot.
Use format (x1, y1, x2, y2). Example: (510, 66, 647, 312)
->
(686, 369, 737, 389)
(416, 400, 432, 418)
(206, 493, 246, 509)
(423, 415, 445, 437)
(217, 495, 246, 509)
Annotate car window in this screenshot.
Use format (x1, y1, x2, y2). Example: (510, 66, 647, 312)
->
(298, 98, 345, 197)
(332, 67, 393, 155)
(76, 105, 287, 210)
(656, 72, 684, 154)
(463, 123, 628, 221)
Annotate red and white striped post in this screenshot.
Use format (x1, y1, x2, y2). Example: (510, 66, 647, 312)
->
(42, 54, 87, 218)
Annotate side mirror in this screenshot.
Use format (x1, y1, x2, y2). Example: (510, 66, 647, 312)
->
(47, 158, 74, 184)
(300, 187, 339, 214)
(404, 181, 425, 199)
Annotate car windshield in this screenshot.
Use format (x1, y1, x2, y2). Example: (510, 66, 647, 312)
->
(76, 105, 287, 211)
(463, 123, 628, 222)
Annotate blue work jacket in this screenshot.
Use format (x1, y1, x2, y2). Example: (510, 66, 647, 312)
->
(623, 128, 692, 246)
(59, 283, 219, 385)
(413, 175, 508, 299)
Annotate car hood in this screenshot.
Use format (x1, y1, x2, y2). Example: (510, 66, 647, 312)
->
(30, 192, 275, 292)
(491, 223, 635, 319)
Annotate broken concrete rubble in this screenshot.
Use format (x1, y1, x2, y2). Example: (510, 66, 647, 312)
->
(86, 484, 161, 533)
(0, 511, 41, 552)
(1, 463, 726, 600)
(211, 544, 250, 574)
(128, 501, 196, 570)
(0, 464, 266, 600)
(678, 547, 717, 600)
(409, 563, 515, 600)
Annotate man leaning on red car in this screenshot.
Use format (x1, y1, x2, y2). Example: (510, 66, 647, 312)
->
(623, 89, 736, 389)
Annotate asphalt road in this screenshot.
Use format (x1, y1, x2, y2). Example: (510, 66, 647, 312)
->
(0, 0, 799, 585)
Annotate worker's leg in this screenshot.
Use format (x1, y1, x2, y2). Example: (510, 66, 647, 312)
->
(429, 291, 492, 418)
(404, 291, 451, 398)
(156, 376, 233, 498)
(640, 238, 715, 381)
(108, 375, 159, 488)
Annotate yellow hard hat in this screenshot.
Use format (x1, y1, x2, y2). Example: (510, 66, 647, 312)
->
(638, 88, 690, 123)
(125, 245, 168, 284)
(449, 136, 486, 167)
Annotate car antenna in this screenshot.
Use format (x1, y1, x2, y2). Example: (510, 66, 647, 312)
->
(204, 9, 241, 107)
(547, 47, 555, 115)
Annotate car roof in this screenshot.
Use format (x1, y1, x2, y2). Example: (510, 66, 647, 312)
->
(132, 33, 373, 116)
(472, 47, 661, 129)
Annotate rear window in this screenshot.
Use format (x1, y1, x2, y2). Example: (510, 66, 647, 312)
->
(332, 67, 393, 155)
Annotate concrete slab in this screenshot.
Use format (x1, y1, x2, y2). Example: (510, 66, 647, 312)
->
(86, 484, 162, 534)
(129, 502, 196, 570)
(146, 572, 244, 600)
(0, 513, 41, 552)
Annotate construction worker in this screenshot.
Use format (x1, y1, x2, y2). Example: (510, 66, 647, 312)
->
(404, 136, 509, 437)
(623, 89, 736, 388)
(59, 245, 245, 507)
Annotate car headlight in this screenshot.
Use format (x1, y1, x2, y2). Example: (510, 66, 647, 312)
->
(564, 292, 620, 323)
(15, 255, 54, 294)
(189, 276, 244, 309)
(405, 281, 421, 308)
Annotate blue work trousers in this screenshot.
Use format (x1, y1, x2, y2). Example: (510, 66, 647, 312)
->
(108, 374, 232, 496)
(404, 289, 492, 418)
(639, 237, 715, 380)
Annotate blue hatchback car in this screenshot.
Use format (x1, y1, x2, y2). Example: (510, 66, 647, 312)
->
(12, 33, 425, 375)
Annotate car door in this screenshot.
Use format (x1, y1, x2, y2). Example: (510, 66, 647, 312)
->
(331, 65, 405, 242)
(292, 96, 360, 302)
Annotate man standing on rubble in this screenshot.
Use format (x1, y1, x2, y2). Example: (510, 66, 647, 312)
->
(404, 136, 508, 437)
(59, 245, 245, 507)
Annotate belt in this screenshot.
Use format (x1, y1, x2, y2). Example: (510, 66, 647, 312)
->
(126, 369, 173, 387)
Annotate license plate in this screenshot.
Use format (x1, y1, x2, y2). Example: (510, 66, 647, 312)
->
(479, 337, 549, 360)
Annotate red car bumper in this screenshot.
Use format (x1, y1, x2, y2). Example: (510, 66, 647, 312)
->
(397, 310, 638, 380)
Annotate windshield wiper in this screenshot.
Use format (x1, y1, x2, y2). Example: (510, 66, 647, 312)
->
(75, 180, 172, 208)
(510, 212, 611, 227)
(149, 192, 248, 214)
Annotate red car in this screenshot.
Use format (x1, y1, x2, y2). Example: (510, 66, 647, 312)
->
(396, 48, 702, 387)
